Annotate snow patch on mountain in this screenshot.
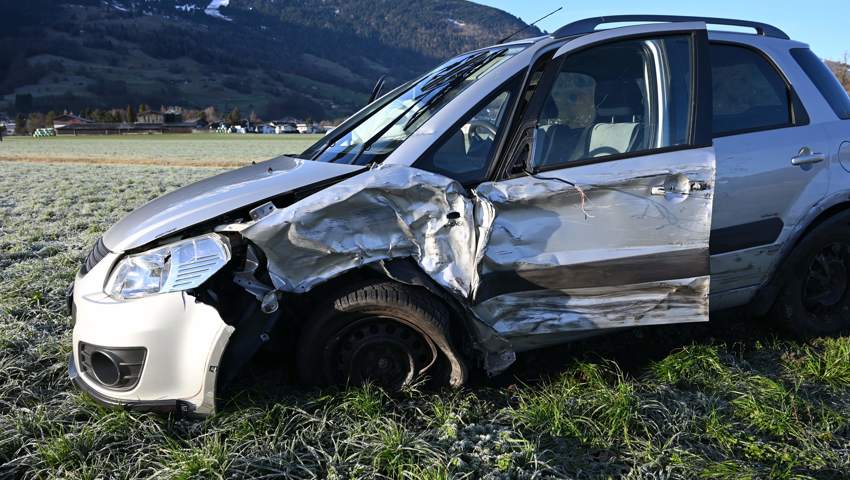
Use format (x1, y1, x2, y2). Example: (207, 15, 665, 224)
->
(104, 1, 129, 12)
(205, 0, 232, 21)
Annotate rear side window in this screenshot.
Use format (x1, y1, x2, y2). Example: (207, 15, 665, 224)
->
(711, 44, 792, 136)
(791, 48, 850, 120)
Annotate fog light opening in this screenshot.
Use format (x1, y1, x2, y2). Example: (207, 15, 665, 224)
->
(90, 350, 121, 387)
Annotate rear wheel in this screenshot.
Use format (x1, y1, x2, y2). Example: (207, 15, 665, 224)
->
(296, 281, 454, 390)
(771, 216, 850, 337)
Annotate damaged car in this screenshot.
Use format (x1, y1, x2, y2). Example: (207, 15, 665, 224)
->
(69, 16, 850, 415)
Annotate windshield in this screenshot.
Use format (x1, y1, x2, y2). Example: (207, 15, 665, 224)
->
(300, 46, 525, 165)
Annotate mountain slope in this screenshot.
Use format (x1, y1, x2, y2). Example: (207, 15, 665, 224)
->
(0, 0, 541, 120)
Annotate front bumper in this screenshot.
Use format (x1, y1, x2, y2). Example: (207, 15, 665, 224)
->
(69, 252, 234, 416)
(68, 354, 192, 414)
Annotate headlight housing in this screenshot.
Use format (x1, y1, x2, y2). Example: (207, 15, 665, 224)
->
(105, 234, 231, 300)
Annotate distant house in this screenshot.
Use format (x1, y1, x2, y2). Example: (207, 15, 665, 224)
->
(163, 109, 184, 123)
(55, 122, 194, 135)
(273, 121, 298, 134)
(137, 111, 164, 124)
(136, 110, 183, 124)
(256, 124, 276, 134)
(296, 122, 324, 134)
(53, 114, 92, 129)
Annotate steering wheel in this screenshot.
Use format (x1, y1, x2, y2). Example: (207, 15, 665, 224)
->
(588, 146, 621, 158)
(467, 119, 499, 141)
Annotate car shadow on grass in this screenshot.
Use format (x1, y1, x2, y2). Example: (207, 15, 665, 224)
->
(219, 308, 777, 411)
(489, 308, 774, 386)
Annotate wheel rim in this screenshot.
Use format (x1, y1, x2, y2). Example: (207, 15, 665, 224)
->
(802, 242, 850, 314)
(328, 317, 436, 390)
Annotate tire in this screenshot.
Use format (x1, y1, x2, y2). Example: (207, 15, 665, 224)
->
(771, 214, 850, 338)
(296, 281, 456, 390)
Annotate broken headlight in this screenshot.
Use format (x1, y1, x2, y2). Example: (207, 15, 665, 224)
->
(105, 234, 231, 301)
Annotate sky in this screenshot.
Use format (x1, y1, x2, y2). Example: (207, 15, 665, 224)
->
(476, 0, 850, 61)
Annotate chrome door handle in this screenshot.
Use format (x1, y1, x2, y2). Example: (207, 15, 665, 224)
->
(791, 147, 825, 166)
(651, 180, 708, 196)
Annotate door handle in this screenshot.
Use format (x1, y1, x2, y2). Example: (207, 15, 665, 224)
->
(791, 147, 825, 166)
(651, 177, 708, 196)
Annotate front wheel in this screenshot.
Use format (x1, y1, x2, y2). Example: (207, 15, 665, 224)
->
(771, 216, 850, 337)
(296, 282, 455, 390)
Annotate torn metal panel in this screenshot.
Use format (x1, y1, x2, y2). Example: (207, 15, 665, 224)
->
(470, 148, 716, 342)
(237, 149, 715, 370)
(472, 277, 710, 351)
(241, 165, 480, 298)
(474, 167, 714, 276)
(239, 165, 516, 373)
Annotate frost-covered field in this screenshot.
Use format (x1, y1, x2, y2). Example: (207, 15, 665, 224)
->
(3, 161, 850, 478)
(0, 134, 323, 167)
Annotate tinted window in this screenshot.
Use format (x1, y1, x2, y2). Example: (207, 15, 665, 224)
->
(711, 44, 791, 135)
(791, 48, 850, 120)
(415, 88, 513, 183)
(531, 35, 694, 169)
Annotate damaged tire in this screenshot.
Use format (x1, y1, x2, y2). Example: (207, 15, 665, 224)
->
(296, 281, 460, 390)
(771, 214, 850, 338)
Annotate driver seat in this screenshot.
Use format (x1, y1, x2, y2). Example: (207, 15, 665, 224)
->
(582, 80, 644, 158)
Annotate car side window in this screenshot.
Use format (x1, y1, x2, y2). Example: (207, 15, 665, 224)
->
(711, 44, 792, 136)
(791, 48, 850, 120)
(531, 35, 695, 170)
(415, 88, 513, 183)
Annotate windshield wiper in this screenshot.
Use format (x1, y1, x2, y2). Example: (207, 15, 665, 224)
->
(420, 48, 505, 93)
(402, 49, 507, 132)
(316, 48, 507, 165)
(347, 88, 441, 166)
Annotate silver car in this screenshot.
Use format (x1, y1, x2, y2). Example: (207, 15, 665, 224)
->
(69, 16, 850, 415)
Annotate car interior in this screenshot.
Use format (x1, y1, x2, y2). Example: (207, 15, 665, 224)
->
(418, 90, 513, 183)
(534, 41, 655, 168)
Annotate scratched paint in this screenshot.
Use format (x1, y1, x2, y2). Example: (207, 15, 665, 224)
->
(241, 165, 480, 298)
(239, 149, 716, 371)
(472, 278, 710, 352)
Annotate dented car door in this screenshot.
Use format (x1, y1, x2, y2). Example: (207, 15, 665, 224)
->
(471, 23, 717, 350)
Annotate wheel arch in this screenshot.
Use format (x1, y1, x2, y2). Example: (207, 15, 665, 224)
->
(292, 258, 473, 386)
(750, 199, 850, 316)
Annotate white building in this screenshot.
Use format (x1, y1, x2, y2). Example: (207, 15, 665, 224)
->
(274, 122, 298, 134)
(296, 122, 324, 134)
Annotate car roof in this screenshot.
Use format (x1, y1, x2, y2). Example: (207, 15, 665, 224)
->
(550, 15, 790, 40)
(484, 16, 801, 58)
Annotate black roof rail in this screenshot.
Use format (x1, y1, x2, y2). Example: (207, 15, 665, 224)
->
(553, 15, 790, 40)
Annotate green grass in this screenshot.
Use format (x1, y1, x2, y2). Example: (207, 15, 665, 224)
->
(0, 134, 324, 167)
(784, 338, 850, 389)
(511, 361, 643, 447)
(3, 161, 850, 478)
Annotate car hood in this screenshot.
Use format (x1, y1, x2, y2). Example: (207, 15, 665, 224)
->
(103, 156, 364, 252)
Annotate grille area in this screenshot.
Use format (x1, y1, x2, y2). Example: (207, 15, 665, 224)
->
(78, 342, 146, 391)
(80, 237, 111, 276)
